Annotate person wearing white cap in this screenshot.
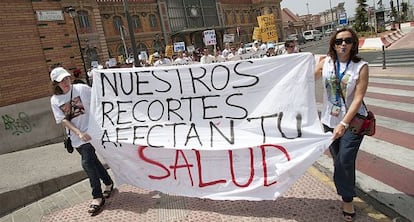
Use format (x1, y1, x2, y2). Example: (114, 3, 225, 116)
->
(252, 40, 260, 52)
(49, 67, 114, 215)
(264, 43, 276, 57)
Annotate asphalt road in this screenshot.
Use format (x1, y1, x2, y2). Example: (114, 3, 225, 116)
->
(301, 37, 414, 67)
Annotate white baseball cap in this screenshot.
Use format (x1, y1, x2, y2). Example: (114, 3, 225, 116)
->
(50, 67, 71, 82)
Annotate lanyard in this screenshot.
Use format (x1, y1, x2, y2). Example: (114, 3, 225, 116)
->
(335, 59, 350, 105)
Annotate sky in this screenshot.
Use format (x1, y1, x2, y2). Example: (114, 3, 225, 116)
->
(280, 0, 391, 18)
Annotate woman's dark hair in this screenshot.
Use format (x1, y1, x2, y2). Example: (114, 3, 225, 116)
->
(328, 27, 361, 63)
(52, 81, 64, 95)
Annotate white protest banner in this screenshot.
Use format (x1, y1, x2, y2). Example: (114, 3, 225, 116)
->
(173, 41, 186, 52)
(223, 34, 235, 43)
(203, 29, 217, 46)
(89, 53, 332, 200)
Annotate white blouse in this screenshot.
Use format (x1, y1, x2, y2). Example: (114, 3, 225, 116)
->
(320, 56, 368, 128)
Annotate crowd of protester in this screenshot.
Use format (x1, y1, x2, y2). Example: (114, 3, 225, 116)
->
(74, 39, 301, 84)
(104, 39, 301, 68)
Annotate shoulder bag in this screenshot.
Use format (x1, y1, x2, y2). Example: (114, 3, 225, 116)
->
(339, 88, 376, 136)
(63, 88, 74, 153)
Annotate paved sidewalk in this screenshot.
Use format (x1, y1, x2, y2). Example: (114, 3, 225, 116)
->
(369, 66, 414, 79)
(389, 23, 414, 50)
(1, 166, 389, 222)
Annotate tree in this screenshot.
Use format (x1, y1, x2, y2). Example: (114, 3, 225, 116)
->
(354, 0, 369, 31)
(401, 2, 408, 22)
(389, 0, 397, 22)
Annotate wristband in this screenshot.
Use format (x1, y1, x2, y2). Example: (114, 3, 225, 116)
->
(340, 121, 349, 129)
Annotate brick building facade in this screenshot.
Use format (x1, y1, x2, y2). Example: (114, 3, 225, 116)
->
(0, 0, 282, 107)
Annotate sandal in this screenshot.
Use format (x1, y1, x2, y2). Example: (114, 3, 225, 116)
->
(342, 210, 356, 222)
(103, 184, 114, 198)
(88, 198, 105, 215)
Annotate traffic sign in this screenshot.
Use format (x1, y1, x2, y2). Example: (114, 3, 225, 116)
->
(339, 13, 347, 25)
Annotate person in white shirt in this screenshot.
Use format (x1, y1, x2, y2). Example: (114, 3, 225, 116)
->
(314, 28, 369, 222)
(49, 67, 113, 215)
(237, 42, 247, 55)
(260, 42, 267, 51)
(184, 51, 192, 62)
(284, 40, 297, 54)
(227, 47, 239, 61)
(139, 54, 150, 67)
(153, 53, 172, 66)
(174, 50, 189, 65)
(221, 43, 231, 58)
(200, 48, 216, 64)
(252, 40, 260, 52)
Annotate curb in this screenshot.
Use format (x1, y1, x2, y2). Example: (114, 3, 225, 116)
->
(359, 29, 406, 51)
(381, 35, 393, 47)
(0, 170, 87, 217)
(0, 142, 112, 217)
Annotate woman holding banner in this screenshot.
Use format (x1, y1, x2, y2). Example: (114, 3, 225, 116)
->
(314, 28, 369, 222)
(49, 67, 114, 215)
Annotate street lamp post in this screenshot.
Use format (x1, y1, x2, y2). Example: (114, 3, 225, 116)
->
(306, 2, 310, 30)
(396, 0, 401, 29)
(122, 0, 140, 67)
(329, 0, 335, 29)
(63, 6, 91, 86)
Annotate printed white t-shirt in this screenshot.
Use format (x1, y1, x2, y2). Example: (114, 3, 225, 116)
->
(320, 56, 368, 128)
(50, 84, 91, 148)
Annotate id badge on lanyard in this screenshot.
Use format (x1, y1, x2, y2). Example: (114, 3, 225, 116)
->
(330, 104, 341, 116)
(331, 59, 350, 117)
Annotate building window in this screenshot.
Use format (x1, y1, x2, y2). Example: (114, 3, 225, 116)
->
(118, 45, 127, 59)
(113, 16, 123, 33)
(226, 12, 231, 25)
(132, 15, 141, 30)
(240, 30, 248, 43)
(166, 0, 219, 32)
(86, 47, 99, 68)
(232, 12, 237, 24)
(153, 40, 163, 53)
(149, 14, 158, 28)
(78, 10, 90, 29)
(249, 12, 254, 23)
(241, 13, 245, 24)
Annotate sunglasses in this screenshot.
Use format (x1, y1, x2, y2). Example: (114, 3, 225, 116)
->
(335, 37, 353, 45)
(286, 45, 295, 48)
